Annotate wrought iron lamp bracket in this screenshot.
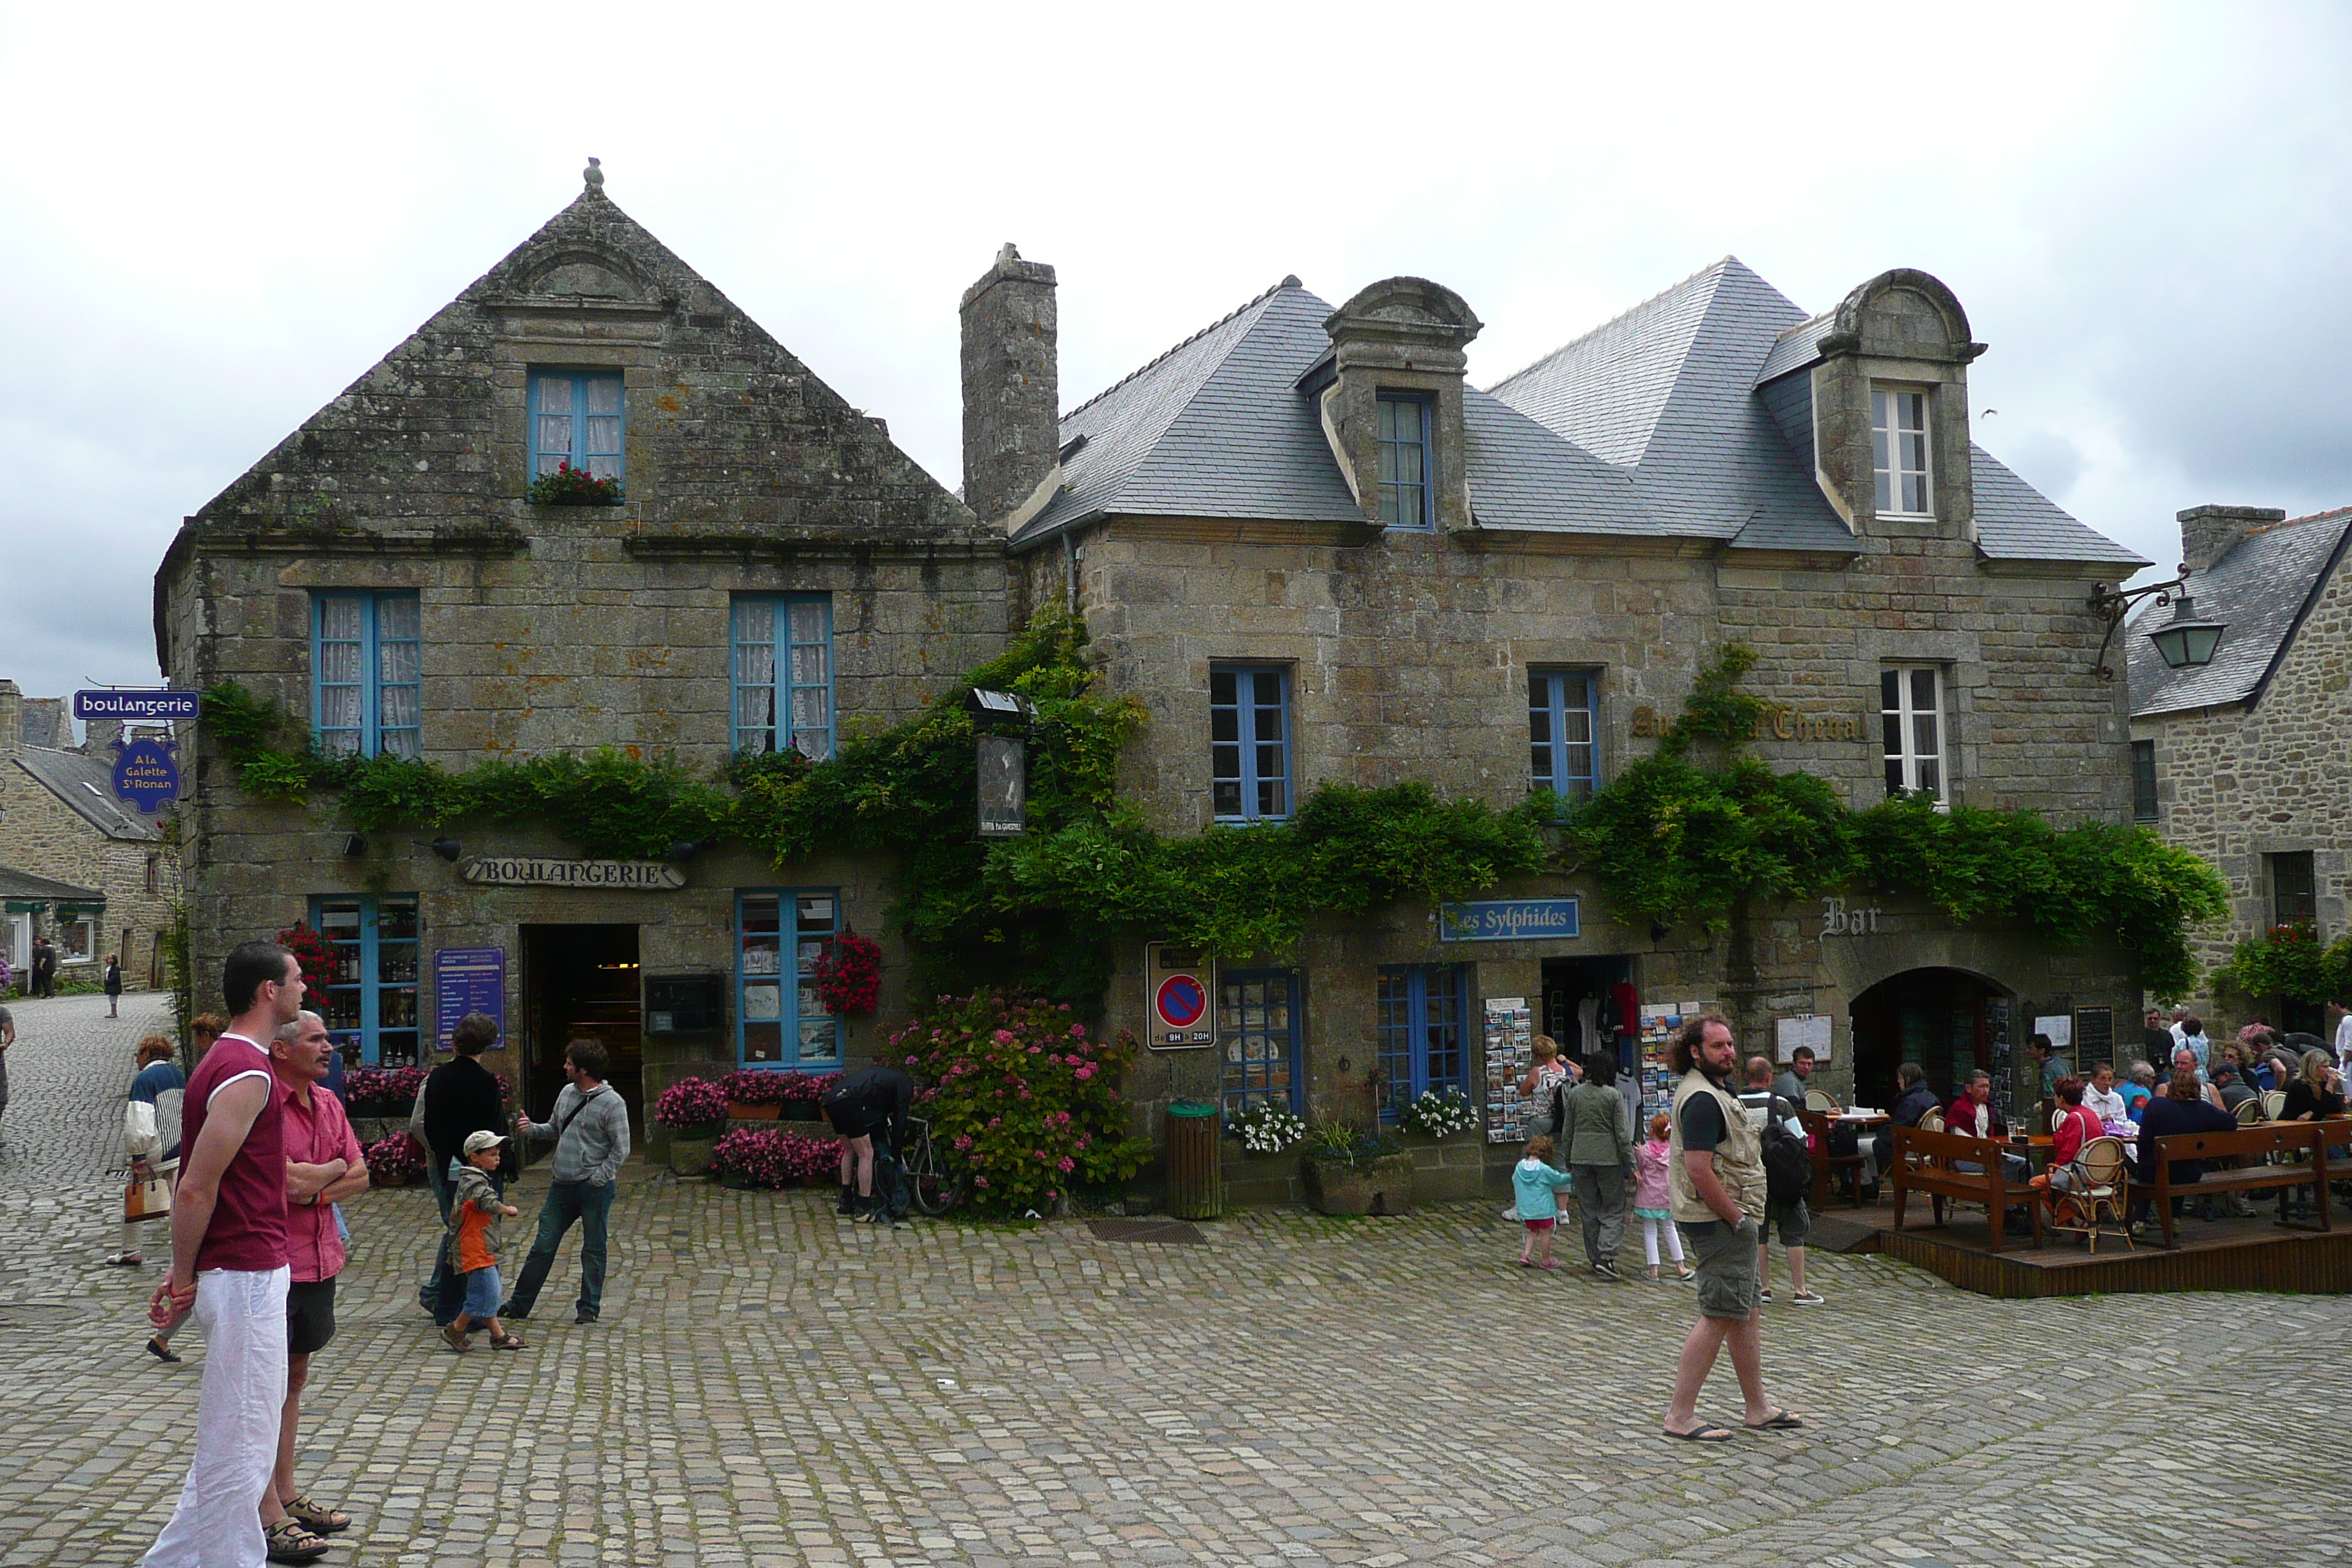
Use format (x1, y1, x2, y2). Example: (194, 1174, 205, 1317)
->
(2087, 575, 2186, 681)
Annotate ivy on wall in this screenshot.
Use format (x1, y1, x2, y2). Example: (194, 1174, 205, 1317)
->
(204, 620, 2228, 1006)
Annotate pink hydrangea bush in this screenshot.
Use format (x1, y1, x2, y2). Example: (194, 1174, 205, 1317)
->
(712, 1128, 843, 1188)
(363, 1131, 425, 1186)
(893, 992, 1147, 1215)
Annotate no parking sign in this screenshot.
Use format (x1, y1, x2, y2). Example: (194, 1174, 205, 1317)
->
(1145, 943, 1215, 1050)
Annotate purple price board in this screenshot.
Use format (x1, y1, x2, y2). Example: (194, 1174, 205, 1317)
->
(433, 947, 505, 1053)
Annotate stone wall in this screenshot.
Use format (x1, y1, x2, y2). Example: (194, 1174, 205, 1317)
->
(2133, 546, 2352, 1025)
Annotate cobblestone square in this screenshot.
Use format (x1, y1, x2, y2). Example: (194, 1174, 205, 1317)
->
(4, 995, 2349, 1567)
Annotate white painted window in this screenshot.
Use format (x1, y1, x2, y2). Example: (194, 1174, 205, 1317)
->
(1880, 665, 1945, 802)
(59, 918, 95, 963)
(1871, 387, 1932, 516)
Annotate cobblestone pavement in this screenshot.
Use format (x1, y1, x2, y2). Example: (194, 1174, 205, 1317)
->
(4, 993, 2351, 1567)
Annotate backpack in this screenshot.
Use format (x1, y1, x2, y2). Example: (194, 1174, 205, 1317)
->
(1760, 1115, 1812, 1205)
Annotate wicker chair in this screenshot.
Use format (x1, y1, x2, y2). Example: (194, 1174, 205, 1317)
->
(2046, 1135, 2133, 1253)
(2235, 1097, 2267, 1126)
(1805, 1089, 1839, 1114)
(2265, 1090, 2289, 1120)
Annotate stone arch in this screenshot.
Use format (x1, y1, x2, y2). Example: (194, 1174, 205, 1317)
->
(515, 244, 652, 302)
(1846, 964, 2014, 1110)
(1324, 276, 1482, 342)
(1828, 268, 1981, 363)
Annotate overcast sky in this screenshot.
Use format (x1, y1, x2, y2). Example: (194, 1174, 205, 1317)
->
(4, 2, 2349, 707)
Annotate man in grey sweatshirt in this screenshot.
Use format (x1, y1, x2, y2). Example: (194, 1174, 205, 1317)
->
(503, 1038, 631, 1325)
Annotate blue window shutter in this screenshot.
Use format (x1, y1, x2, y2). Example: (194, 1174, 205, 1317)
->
(1210, 664, 1292, 821)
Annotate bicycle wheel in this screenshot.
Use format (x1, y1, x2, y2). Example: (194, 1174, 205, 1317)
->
(910, 1143, 962, 1215)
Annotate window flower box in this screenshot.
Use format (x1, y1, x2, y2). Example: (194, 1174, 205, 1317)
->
(525, 461, 623, 507)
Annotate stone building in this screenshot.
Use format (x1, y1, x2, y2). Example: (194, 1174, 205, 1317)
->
(2129, 503, 2352, 1036)
(972, 253, 2153, 1188)
(0, 681, 177, 989)
(155, 172, 1008, 1134)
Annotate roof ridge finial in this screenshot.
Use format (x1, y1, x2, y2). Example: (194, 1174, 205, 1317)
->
(584, 157, 605, 194)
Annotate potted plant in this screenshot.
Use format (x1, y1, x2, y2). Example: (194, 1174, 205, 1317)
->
(720, 1069, 788, 1121)
(1396, 1087, 1479, 1141)
(712, 1127, 844, 1190)
(1301, 1123, 1416, 1215)
(812, 932, 882, 1015)
(361, 1130, 426, 1188)
(524, 461, 623, 506)
(1230, 1101, 1308, 1158)
(654, 1077, 729, 1176)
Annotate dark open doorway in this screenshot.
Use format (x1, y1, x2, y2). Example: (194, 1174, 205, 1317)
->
(521, 924, 644, 1132)
(1542, 955, 1635, 1077)
(1849, 968, 2008, 1111)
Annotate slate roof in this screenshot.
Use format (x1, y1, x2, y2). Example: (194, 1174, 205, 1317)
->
(12, 746, 167, 842)
(2128, 507, 2352, 718)
(0, 863, 104, 903)
(1022, 254, 2138, 568)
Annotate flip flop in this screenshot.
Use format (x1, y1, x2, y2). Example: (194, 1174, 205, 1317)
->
(1745, 1410, 1804, 1430)
(1662, 1424, 1736, 1442)
(145, 1336, 181, 1364)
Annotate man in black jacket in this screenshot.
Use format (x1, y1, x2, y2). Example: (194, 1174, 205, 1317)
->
(421, 1013, 508, 1326)
(823, 1065, 914, 1223)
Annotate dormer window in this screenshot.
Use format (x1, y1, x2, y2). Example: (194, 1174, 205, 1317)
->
(1871, 386, 1931, 516)
(1376, 393, 1433, 529)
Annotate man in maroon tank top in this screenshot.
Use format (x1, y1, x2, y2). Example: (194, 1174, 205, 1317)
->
(144, 943, 350, 1568)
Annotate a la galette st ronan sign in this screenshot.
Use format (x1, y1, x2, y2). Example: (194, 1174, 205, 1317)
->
(461, 856, 685, 891)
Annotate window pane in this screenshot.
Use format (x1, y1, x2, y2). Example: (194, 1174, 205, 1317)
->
(1885, 758, 1905, 795)
(794, 728, 832, 761)
(583, 454, 619, 480)
(320, 598, 363, 641)
(1397, 442, 1425, 486)
(381, 728, 422, 761)
(735, 641, 775, 687)
(535, 376, 574, 415)
(1917, 759, 1940, 797)
(584, 376, 622, 417)
(1911, 668, 1936, 712)
(380, 683, 420, 732)
(733, 598, 774, 643)
(1882, 712, 1903, 755)
(1377, 486, 1402, 527)
(1210, 669, 1235, 706)
(377, 595, 420, 641)
(537, 415, 573, 467)
(789, 643, 829, 687)
(319, 639, 361, 687)
(584, 417, 622, 456)
(1880, 668, 1900, 709)
(1213, 777, 1242, 817)
(788, 599, 827, 645)
(320, 683, 361, 731)
(791, 686, 829, 734)
(1912, 712, 1937, 758)
(379, 639, 421, 686)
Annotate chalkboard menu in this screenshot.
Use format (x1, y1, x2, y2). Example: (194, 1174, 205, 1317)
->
(2073, 1005, 2114, 1065)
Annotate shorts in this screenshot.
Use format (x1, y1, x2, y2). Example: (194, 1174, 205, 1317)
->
(286, 1276, 337, 1356)
(823, 1097, 878, 1140)
(1763, 1196, 1810, 1248)
(461, 1265, 503, 1321)
(1522, 1218, 1556, 1234)
(1681, 1216, 1761, 1320)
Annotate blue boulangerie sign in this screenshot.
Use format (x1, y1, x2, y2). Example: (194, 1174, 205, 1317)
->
(1438, 898, 1580, 943)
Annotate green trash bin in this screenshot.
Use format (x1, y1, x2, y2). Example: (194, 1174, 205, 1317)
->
(1164, 1099, 1224, 1219)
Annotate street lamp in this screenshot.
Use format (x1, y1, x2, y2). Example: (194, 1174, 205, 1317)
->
(2144, 593, 2226, 671)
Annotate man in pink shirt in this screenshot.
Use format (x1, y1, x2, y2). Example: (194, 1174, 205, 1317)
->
(145, 943, 346, 1568)
(261, 1009, 368, 1560)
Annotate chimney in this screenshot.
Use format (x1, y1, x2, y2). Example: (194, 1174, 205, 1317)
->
(2178, 504, 2284, 573)
(960, 244, 1059, 529)
(0, 681, 19, 758)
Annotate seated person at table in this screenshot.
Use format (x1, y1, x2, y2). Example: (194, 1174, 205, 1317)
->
(1945, 1071, 2031, 1183)
(2169, 1046, 2226, 1109)
(2132, 1068, 2238, 1226)
(2081, 1063, 2128, 1125)
(2214, 1062, 2259, 1114)
(2032, 1077, 2106, 1198)
(1774, 1046, 1820, 1107)
(2120, 1062, 2157, 1121)
(1874, 1062, 1940, 1170)
(2280, 1049, 2348, 1123)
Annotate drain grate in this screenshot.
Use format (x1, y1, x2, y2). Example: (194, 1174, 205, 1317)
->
(1086, 1218, 1207, 1245)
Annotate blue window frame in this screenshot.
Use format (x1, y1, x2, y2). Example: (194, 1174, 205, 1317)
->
(731, 595, 834, 760)
(1376, 965, 1466, 1120)
(313, 592, 421, 759)
(1218, 969, 1303, 1116)
(529, 371, 625, 479)
(1529, 668, 1600, 805)
(1376, 393, 1433, 529)
(312, 894, 420, 1066)
(1210, 665, 1291, 821)
(735, 889, 842, 1069)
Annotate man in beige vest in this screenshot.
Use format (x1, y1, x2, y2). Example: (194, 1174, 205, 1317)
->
(1661, 1014, 1801, 1441)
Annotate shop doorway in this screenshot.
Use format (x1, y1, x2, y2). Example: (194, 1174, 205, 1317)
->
(1542, 956, 1635, 1077)
(1848, 968, 2008, 1110)
(521, 924, 644, 1133)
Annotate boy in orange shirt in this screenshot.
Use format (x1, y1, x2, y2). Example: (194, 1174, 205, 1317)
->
(442, 1131, 524, 1352)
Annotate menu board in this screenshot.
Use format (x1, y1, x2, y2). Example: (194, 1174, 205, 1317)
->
(1638, 1001, 1718, 1126)
(1987, 997, 2013, 1128)
(1482, 996, 1536, 1144)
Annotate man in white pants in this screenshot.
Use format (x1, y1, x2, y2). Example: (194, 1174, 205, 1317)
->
(144, 942, 346, 1568)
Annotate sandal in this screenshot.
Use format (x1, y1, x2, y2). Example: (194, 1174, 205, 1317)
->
(105, 1251, 143, 1266)
(145, 1336, 181, 1364)
(263, 1517, 331, 1564)
(440, 1322, 472, 1353)
(489, 1330, 526, 1350)
(1745, 1409, 1805, 1430)
(285, 1493, 350, 1534)
(1662, 1423, 1736, 1441)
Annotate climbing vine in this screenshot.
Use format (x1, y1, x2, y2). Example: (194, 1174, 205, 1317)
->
(2212, 923, 2351, 1009)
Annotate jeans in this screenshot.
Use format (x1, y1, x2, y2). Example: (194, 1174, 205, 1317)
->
(1572, 1163, 1627, 1264)
(506, 1179, 614, 1318)
(426, 1158, 502, 1325)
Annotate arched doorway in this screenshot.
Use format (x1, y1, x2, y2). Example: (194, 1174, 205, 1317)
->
(1848, 968, 2008, 1110)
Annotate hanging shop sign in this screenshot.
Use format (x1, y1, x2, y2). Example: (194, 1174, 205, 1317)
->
(976, 733, 1027, 837)
(113, 739, 181, 813)
(1438, 898, 1580, 943)
(1144, 942, 1215, 1050)
(74, 688, 202, 722)
(432, 948, 506, 1052)
(459, 857, 685, 890)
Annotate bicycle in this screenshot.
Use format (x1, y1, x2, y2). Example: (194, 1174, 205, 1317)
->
(899, 1115, 963, 1216)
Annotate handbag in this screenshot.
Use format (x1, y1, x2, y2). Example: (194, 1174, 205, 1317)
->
(124, 1158, 177, 1223)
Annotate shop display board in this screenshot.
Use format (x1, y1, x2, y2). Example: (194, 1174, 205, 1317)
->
(1987, 998, 2013, 1128)
(1638, 1001, 1718, 1126)
(1482, 996, 1535, 1144)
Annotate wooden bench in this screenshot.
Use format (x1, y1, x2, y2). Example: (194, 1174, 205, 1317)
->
(1888, 1125, 2043, 1251)
(2140, 1121, 2335, 1248)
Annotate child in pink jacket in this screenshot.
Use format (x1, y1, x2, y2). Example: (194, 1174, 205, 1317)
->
(1633, 1112, 1694, 1283)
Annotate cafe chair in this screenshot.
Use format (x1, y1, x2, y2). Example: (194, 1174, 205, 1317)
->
(1804, 1089, 1839, 1114)
(2234, 1098, 2266, 1126)
(2264, 1090, 2289, 1120)
(2046, 1135, 2132, 1254)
